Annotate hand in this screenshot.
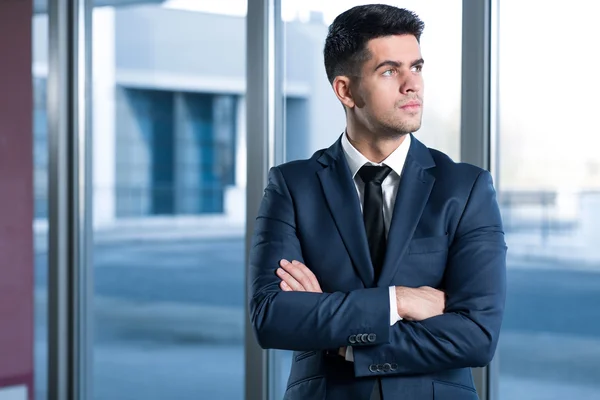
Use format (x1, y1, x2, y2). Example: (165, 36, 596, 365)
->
(277, 259, 323, 293)
(395, 286, 445, 321)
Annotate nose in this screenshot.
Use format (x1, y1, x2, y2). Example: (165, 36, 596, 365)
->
(399, 71, 422, 95)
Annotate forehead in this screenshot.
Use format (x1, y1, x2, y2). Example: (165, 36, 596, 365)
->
(365, 35, 422, 62)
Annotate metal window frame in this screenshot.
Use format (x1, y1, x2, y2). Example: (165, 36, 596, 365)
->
(47, 0, 94, 399)
(245, 0, 283, 399)
(461, 0, 498, 399)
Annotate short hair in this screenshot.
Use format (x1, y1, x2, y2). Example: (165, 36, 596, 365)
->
(323, 4, 425, 84)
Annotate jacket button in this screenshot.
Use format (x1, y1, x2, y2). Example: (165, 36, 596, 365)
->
(349, 335, 357, 344)
(383, 363, 391, 372)
(367, 333, 376, 342)
(391, 363, 398, 371)
(360, 333, 369, 343)
(377, 364, 384, 372)
(369, 364, 378, 373)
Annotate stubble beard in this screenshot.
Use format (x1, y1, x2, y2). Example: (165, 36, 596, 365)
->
(375, 111, 423, 139)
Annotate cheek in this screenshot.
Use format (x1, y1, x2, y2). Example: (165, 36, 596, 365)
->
(366, 84, 397, 108)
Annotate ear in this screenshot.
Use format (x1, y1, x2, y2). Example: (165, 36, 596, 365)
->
(332, 76, 355, 109)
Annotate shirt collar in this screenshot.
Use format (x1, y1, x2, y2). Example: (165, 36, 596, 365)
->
(341, 131, 411, 179)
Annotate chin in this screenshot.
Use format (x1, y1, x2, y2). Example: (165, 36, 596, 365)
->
(407, 123, 422, 133)
(390, 121, 421, 135)
(402, 117, 423, 132)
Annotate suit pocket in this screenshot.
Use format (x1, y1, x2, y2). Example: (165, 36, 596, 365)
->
(284, 376, 325, 400)
(433, 380, 479, 400)
(409, 234, 449, 254)
(294, 350, 316, 362)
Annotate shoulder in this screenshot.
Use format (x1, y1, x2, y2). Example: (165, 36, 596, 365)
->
(272, 148, 327, 178)
(427, 147, 489, 182)
(423, 147, 494, 200)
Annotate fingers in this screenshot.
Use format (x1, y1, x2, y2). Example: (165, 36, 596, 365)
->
(288, 260, 322, 292)
(277, 259, 323, 293)
(280, 280, 292, 291)
(277, 263, 305, 292)
(280, 259, 315, 292)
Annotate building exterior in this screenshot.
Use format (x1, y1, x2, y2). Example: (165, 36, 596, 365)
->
(32, 3, 465, 227)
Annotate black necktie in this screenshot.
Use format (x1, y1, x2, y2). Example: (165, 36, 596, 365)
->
(358, 165, 392, 281)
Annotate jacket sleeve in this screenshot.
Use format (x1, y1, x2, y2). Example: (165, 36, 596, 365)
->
(351, 170, 507, 377)
(248, 166, 391, 351)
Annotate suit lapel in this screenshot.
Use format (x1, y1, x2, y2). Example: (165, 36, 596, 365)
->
(317, 139, 374, 287)
(377, 136, 436, 287)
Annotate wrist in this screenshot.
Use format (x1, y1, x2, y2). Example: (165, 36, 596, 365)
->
(395, 286, 409, 319)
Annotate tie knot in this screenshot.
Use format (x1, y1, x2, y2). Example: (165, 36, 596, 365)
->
(358, 165, 392, 185)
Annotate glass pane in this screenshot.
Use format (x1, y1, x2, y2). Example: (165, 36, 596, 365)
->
(91, 3, 246, 399)
(498, 1, 600, 399)
(275, 1, 462, 397)
(33, 4, 49, 399)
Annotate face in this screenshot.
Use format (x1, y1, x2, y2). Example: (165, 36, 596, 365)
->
(345, 35, 425, 137)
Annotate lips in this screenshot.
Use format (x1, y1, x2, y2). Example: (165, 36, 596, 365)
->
(400, 101, 421, 109)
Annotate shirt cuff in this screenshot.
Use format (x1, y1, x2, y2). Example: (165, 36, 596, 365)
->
(389, 286, 402, 325)
(345, 346, 354, 362)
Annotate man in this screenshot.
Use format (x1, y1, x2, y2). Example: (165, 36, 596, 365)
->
(249, 4, 506, 400)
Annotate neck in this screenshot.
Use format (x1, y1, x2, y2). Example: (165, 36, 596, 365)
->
(346, 126, 408, 164)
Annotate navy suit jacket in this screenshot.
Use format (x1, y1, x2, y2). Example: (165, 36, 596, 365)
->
(249, 134, 507, 399)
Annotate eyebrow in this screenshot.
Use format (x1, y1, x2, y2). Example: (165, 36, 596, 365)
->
(374, 58, 425, 72)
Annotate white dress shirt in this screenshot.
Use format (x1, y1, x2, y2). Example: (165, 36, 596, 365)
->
(341, 131, 411, 361)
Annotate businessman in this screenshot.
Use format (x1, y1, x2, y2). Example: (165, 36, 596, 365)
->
(249, 4, 507, 399)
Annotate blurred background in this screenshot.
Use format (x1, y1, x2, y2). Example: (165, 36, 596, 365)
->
(1, 0, 599, 399)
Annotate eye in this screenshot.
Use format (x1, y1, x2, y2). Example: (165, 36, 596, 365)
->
(382, 69, 396, 77)
(412, 64, 423, 73)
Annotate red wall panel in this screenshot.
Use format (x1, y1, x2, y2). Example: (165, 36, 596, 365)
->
(0, 0, 35, 398)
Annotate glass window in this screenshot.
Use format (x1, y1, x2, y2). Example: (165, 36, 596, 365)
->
(33, 5, 49, 399)
(274, 1, 462, 397)
(33, 77, 48, 220)
(91, 3, 246, 399)
(497, 1, 600, 399)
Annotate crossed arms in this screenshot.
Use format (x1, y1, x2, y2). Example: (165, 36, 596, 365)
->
(277, 259, 446, 359)
(249, 167, 507, 377)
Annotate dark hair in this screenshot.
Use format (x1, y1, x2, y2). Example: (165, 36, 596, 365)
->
(323, 4, 425, 84)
